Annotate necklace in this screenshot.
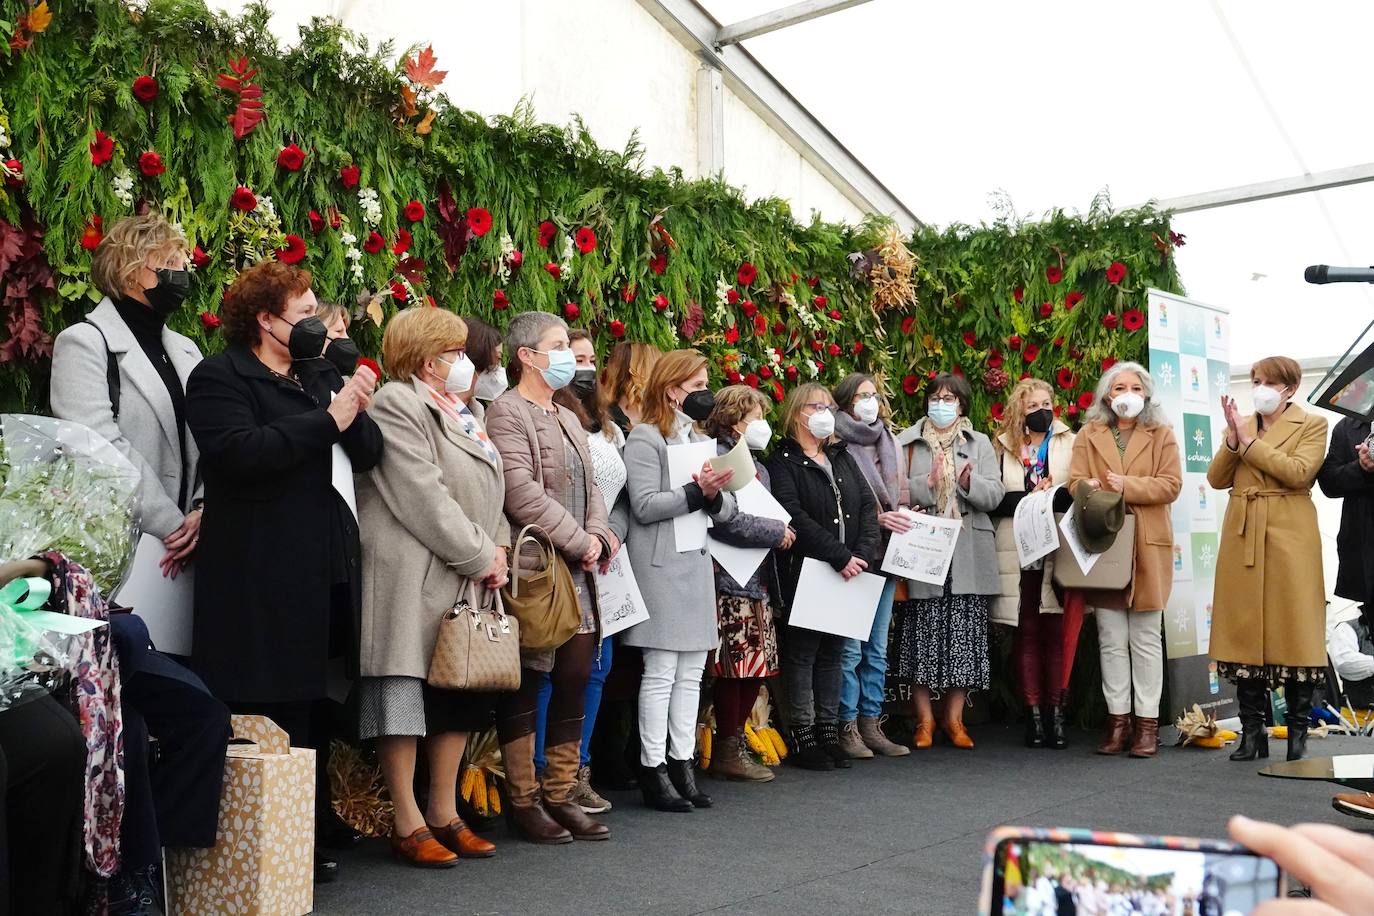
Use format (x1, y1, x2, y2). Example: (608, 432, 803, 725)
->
(268, 367, 301, 388)
(1111, 426, 1128, 456)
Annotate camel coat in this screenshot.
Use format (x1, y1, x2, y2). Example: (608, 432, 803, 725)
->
(1067, 421, 1183, 612)
(992, 422, 1076, 626)
(1207, 406, 1328, 668)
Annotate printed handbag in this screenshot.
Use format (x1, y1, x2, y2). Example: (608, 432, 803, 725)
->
(500, 524, 582, 651)
(427, 579, 521, 691)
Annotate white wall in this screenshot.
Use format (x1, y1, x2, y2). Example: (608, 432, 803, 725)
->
(219, 0, 867, 224)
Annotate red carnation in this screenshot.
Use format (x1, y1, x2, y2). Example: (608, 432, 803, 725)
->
(649, 253, 667, 275)
(544, 262, 561, 279)
(952, 365, 965, 378)
(1123, 309, 1146, 331)
(1013, 285, 1025, 303)
(737, 262, 757, 286)
(277, 234, 307, 264)
(1065, 290, 1084, 310)
(745, 373, 759, 389)
(724, 325, 740, 344)
(564, 302, 580, 321)
(467, 207, 492, 237)
(812, 340, 823, 352)
(901, 315, 917, 335)
(404, 199, 426, 222)
(1024, 343, 1041, 362)
(785, 365, 799, 382)
(1101, 357, 1118, 371)
(1102, 313, 1120, 330)
(1077, 391, 1096, 410)
(357, 357, 381, 378)
(609, 319, 626, 338)
(132, 76, 158, 103)
(1054, 336, 1065, 348)
(826, 343, 841, 357)
(754, 314, 768, 336)
(1008, 335, 1022, 351)
(962, 331, 976, 347)
(725, 368, 742, 384)
(532, 221, 555, 248)
(1056, 367, 1076, 389)
(991, 402, 1005, 422)
(493, 290, 509, 310)
(389, 281, 409, 303)
(759, 366, 773, 380)
(621, 284, 637, 302)
(2, 159, 20, 187)
(772, 321, 785, 335)
(1067, 404, 1079, 418)
(927, 369, 938, 379)
(1053, 405, 1062, 417)
(988, 349, 1004, 369)
(90, 130, 114, 167)
(1106, 260, 1128, 284)
(725, 289, 740, 305)
(200, 312, 221, 330)
(392, 228, 412, 255)
(508, 250, 522, 269)
(647, 293, 668, 313)
(813, 295, 828, 309)
(1039, 302, 1054, 318)
(815, 361, 826, 372)
(574, 227, 597, 254)
(902, 374, 919, 396)
(139, 150, 165, 176)
(772, 381, 784, 404)
(1022, 372, 1033, 380)
(277, 143, 305, 171)
(853, 341, 863, 355)
(308, 210, 325, 234)
(806, 276, 819, 288)
(741, 300, 758, 318)
(230, 185, 257, 211)
(80, 216, 104, 250)
(191, 244, 210, 269)
(364, 231, 385, 254)
(1070, 348, 1084, 360)
(339, 164, 360, 188)
(1046, 265, 1063, 285)
(828, 309, 842, 321)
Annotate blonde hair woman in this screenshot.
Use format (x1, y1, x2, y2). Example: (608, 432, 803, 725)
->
(602, 341, 662, 435)
(990, 378, 1079, 750)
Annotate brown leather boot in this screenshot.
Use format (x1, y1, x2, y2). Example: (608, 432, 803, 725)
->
(545, 800, 610, 840)
(1128, 716, 1159, 758)
(499, 713, 571, 844)
(1096, 713, 1132, 755)
(506, 800, 572, 845)
(912, 718, 934, 750)
(543, 717, 609, 839)
(707, 734, 749, 780)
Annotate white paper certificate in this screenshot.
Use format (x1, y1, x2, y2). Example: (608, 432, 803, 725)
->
(707, 479, 792, 586)
(1058, 506, 1102, 574)
(787, 558, 885, 640)
(1013, 485, 1062, 568)
(594, 547, 652, 637)
(666, 439, 717, 552)
(881, 512, 961, 585)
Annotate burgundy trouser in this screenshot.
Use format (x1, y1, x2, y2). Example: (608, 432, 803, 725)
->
(713, 677, 764, 737)
(1016, 568, 1085, 707)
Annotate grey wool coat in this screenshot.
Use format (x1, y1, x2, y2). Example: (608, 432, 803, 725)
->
(894, 419, 1004, 599)
(620, 423, 738, 652)
(50, 298, 204, 539)
(356, 381, 511, 679)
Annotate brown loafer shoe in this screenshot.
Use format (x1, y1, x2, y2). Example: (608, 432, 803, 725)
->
(912, 719, 934, 749)
(1096, 713, 1132, 755)
(428, 817, 496, 858)
(390, 826, 458, 868)
(1333, 791, 1374, 819)
(942, 720, 975, 749)
(545, 800, 611, 841)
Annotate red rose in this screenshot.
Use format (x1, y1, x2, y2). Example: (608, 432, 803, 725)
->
(277, 143, 305, 171)
(230, 185, 257, 211)
(991, 402, 1005, 422)
(927, 370, 938, 379)
(649, 253, 667, 275)
(1013, 285, 1024, 303)
(1102, 313, 1120, 330)
(609, 319, 626, 338)
(1106, 261, 1128, 284)
(811, 340, 823, 352)
(853, 341, 863, 355)
(277, 234, 307, 264)
(754, 314, 768, 336)
(491, 289, 511, 310)
(80, 216, 104, 250)
(1067, 404, 1079, 418)
(952, 365, 965, 378)
(737, 262, 757, 286)
(1077, 391, 1096, 410)
(405, 199, 426, 222)
(740, 300, 758, 318)
(574, 227, 596, 254)
(392, 228, 412, 255)
(1054, 336, 1065, 347)
(2, 159, 20, 187)
(139, 150, 165, 176)
(357, 357, 381, 378)
(813, 295, 828, 309)
(199, 312, 221, 330)
(988, 349, 1004, 369)
(1021, 371, 1033, 380)
(1024, 343, 1041, 362)
(466, 207, 492, 237)
(544, 262, 561, 279)
(902, 374, 919, 396)
(1065, 290, 1084, 310)
(827, 343, 841, 357)
(653, 294, 669, 312)
(962, 331, 976, 347)
(1008, 335, 1022, 351)
(508, 250, 522, 269)
(760, 366, 773, 380)
(745, 373, 759, 389)
(1123, 309, 1145, 331)
(90, 130, 114, 167)
(564, 302, 580, 321)
(724, 324, 740, 344)
(1039, 302, 1053, 318)
(191, 244, 210, 269)
(364, 231, 385, 254)
(828, 309, 842, 321)
(1101, 357, 1118, 371)
(389, 280, 408, 303)
(303, 210, 323, 234)
(806, 276, 819, 288)
(901, 315, 917, 335)
(1056, 367, 1076, 389)
(771, 381, 784, 404)
(621, 284, 637, 303)
(772, 321, 785, 335)
(1053, 405, 1062, 417)
(132, 76, 158, 103)
(339, 164, 360, 188)
(725, 289, 740, 306)
(785, 365, 799, 382)
(536, 220, 557, 248)
(1070, 348, 1084, 360)
(814, 360, 826, 372)
(1046, 265, 1063, 285)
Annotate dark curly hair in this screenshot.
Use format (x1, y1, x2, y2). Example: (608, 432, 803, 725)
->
(221, 260, 313, 348)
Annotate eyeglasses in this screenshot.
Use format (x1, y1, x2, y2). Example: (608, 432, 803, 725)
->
(804, 403, 833, 414)
(928, 395, 960, 405)
(855, 392, 878, 401)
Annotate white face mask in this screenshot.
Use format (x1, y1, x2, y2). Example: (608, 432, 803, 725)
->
(473, 366, 507, 401)
(438, 352, 475, 395)
(743, 419, 772, 451)
(1252, 385, 1286, 416)
(807, 409, 835, 440)
(854, 396, 880, 424)
(1111, 391, 1145, 420)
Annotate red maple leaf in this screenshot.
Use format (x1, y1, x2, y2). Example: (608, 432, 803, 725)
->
(404, 45, 448, 89)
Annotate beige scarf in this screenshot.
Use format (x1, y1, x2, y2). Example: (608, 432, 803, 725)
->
(921, 416, 973, 517)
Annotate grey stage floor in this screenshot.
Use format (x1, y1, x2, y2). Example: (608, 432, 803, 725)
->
(312, 724, 1372, 916)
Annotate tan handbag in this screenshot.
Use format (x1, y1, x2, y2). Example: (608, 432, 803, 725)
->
(500, 524, 582, 651)
(1052, 513, 1136, 592)
(427, 579, 521, 691)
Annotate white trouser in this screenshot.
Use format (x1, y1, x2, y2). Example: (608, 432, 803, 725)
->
(638, 648, 709, 767)
(1095, 608, 1164, 718)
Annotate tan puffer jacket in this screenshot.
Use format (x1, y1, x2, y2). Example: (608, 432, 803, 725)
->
(992, 422, 1076, 626)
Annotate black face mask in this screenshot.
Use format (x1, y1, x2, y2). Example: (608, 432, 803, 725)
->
(269, 314, 329, 363)
(144, 267, 191, 319)
(323, 337, 361, 375)
(1025, 407, 1054, 434)
(681, 388, 716, 422)
(570, 368, 597, 401)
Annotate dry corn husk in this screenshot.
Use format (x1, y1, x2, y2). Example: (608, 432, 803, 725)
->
(870, 225, 917, 311)
(1174, 704, 1239, 748)
(329, 740, 394, 837)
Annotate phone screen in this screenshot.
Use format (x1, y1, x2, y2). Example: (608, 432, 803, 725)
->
(992, 837, 1281, 915)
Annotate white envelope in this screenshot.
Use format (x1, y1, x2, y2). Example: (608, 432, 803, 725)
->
(787, 558, 885, 641)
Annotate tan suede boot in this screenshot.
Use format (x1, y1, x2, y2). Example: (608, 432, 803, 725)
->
(498, 714, 571, 845)
(543, 717, 609, 840)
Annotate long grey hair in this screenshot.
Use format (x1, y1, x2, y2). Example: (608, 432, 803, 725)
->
(1084, 360, 1169, 428)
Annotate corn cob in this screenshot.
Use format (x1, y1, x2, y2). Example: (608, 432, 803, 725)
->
(472, 770, 489, 816)
(461, 765, 479, 803)
(698, 724, 712, 769)
(487, 780, 501, 815)
(1268, 725, 1288, 739)
(761, 726, 789, 760)
(1189, 736, 1228, 749)
(1215, 729, 1238, 741)
(743, 723, 778, 765)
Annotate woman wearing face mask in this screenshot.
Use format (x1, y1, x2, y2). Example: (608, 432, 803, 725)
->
(602, 341, 662, 435)
(893, 374, 1003, 750)
(483, 312, 618, 843)
(1068, 361, 1182, 759)
(765, 383, 881, 769)
(1208, 356, 1328, 762)
(185, 260, 382, 878)
(462, 315, 507, 412)
(701, 386, 794, 782)
(990, 378, 1080, 750)
(355, 306, 507, 867)
(830, 373, 913, 759)
(316, 302, 364, 377)
(51, 214, 204, 581)
(620, 350, 738, 810)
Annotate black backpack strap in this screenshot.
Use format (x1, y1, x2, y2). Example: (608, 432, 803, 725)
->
(83, 319, 120, 422)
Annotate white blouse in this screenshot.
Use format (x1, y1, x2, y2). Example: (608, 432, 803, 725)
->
(586, 426, 627, 509)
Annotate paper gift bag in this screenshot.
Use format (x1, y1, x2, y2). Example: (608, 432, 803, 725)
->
(167, 715, 315, 916)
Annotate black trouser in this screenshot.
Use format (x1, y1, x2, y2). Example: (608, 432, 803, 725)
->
(0, 694, 86, 916)
(782, 626, 846, 730)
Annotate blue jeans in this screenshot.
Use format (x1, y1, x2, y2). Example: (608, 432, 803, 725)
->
(839, 577, 897, 720)
(535, 636, 613, 770)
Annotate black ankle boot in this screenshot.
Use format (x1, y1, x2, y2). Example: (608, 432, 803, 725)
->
(1024, 705, 1045, 748)
(1286, 679, 1315, 761)
(1230, 678, 1269, 762)
(1047, 706, 1067, 750)
(639, 763, 693, 812)
(788, 725, 833, 771)
(817, 721, 852, 768)
(666, 757, 712, 808)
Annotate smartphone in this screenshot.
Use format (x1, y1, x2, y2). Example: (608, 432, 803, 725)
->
(980, 827, 1282, 916)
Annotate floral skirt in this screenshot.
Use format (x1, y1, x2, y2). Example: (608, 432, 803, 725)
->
(712, 594, 780, 679)
(1217, 661, 1326, 689)
(894, 586, 991, 691)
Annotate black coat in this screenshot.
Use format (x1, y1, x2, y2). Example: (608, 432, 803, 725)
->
(1318, 416, 1374, 607)
(764, 437, 880, 610)
(185, 346, 382, 703)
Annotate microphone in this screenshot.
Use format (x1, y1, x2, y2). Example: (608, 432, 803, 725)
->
(1305, 264, 1374, 284)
